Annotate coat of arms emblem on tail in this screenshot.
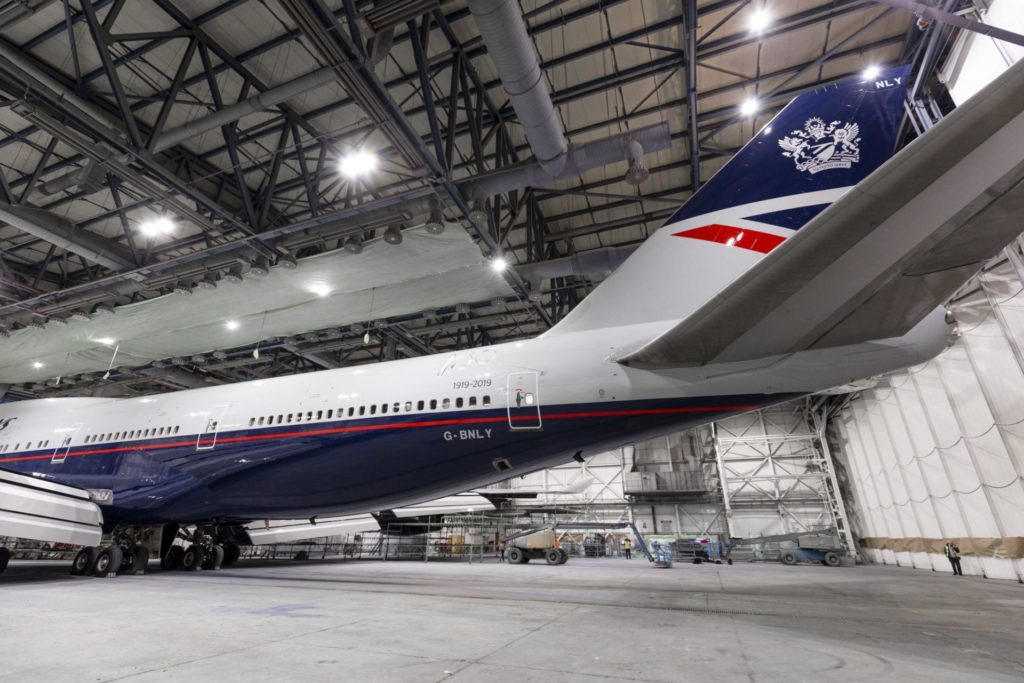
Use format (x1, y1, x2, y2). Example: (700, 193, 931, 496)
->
(778, 117, 861, 174)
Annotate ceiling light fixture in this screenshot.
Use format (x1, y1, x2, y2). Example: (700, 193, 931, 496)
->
(383, 224, 403, 245)
(32, 361, 44, 369)
(308, 283, 331, 297)
(425, 208, 445, 235)
(139, 215, 175, 238)
(862, 64, 881, 81)
(749, 8, 771, 33)
(343, 236, 363, 254)
(225, 320, 240, 331)
(491, 256, 508, 273)
(740, 98, 760, 117)
(95, 337, 116, 346)
(339, 149, 378, 178)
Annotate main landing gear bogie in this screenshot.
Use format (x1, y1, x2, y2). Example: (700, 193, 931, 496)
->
(71, 525, 244, 578)
(71, 543, 151, 578)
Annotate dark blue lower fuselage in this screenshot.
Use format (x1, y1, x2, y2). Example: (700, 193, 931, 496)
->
(0, 395, 796, 525)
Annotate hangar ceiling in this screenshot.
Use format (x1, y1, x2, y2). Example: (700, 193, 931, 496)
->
(0, 0, 966, 398)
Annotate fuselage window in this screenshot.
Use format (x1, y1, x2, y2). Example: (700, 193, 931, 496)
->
(287, 414, 294, 423)
(417, 400, 424, 410)
(14, 443, 19, 450)
(455, 397, 464, 408)
(174, 426, 180, 435)
(404, 402, 412, 412)
(442, 398, 451, 409)
(370, 405, 377, 415)
(381, 403, 388, 414)
(469, 396, 477, 407)
(393, 403, 400, 413)
(317, 410, 323, 420)
(483, 395, 491, 407)
(248, 418, 255, 427)
(349, 407, 355, 417)
(359, 406, 365, 416)
(258, 417, 264, 426)
(307, 411, 314, 421)
(430, 399, 437, 410)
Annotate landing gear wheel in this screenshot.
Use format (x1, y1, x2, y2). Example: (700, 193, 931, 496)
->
(221, 543, 240, 567)
(545, 548, 562, 565)
(0, 547, 10, 575)
(93, 546, 123, 577)
(72, 546, 98, 575)
(161, 545, 184, 571)
(556, 548, 569, 565)
(203, 545, 225, 570)
(781, 551, 797, 566)
(506, 547, 524, 564)
(181, 544, 205, 572)
(824, 551, 841, 567)
(125, 546, 150, 575)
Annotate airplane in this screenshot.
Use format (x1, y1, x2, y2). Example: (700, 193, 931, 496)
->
(1, 59, 1022, 578)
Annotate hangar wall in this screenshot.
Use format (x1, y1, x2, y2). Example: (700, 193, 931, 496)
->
(832, 258, 1024, 582)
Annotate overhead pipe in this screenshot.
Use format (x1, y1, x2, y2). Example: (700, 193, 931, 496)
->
(457, 122, 670, 201)
(153, 67, 338, 153)
(467, 0, 568, 173)
(0, 203, 137, 272)
(515, 245, 639, 284)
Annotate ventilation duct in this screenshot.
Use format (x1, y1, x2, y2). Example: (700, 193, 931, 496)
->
(468, 0, 567, 172)
(153, 67, 338, 153)
(0, 203, 137, 272)
(515, 245, 639, 284)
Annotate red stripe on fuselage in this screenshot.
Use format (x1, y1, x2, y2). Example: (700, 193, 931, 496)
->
(672, 224, 786, 254)
(0, 404, 757, 464)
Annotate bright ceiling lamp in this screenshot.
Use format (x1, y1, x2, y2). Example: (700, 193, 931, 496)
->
(225, 320, 240, 331)
(739, 98, 760, 117)
(32, 360, 44, 369)
(94, 337, 116, 346)
(491, 256, 508, 273)
(308, 283, 331, 297)
(749, 8, 771, 33)
(862, 64, 882, 81)
(339, 149, 378, 178)
(139, 215, 175, 238)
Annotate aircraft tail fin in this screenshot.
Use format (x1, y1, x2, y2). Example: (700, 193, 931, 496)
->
(546, 66, 911, 336)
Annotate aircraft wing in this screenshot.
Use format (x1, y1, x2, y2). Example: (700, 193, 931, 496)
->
(621, 58, 1024, 368)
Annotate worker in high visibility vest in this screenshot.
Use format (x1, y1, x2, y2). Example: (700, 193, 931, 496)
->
(944, 541, 962, 576)
(621, 536, 632, 560)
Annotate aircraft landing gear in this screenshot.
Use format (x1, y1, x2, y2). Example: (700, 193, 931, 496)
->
(70, 526, 157, 578)
(163, 526, 232, 572)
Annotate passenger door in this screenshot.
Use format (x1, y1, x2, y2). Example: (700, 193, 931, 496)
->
(51, 423, 82, 464)
(196, 404, 231, 451)
(506, 372, 542, 430)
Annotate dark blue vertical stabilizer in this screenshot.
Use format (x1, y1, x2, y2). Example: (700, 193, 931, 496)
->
(668, 65, 911, 226)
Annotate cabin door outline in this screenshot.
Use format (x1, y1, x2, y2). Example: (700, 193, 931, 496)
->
(51, 423, 83, 464)
(506, 372, 542, 430)
(196, 404, 231, 451)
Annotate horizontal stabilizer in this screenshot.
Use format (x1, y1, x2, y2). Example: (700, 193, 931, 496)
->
(621, 58, 1024, 368)
(0, 467, 103, 546)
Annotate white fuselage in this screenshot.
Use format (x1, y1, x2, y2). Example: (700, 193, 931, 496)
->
(0, 308, 952, 523)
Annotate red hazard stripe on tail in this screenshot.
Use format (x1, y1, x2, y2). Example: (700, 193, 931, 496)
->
(672, 224, 786, 254)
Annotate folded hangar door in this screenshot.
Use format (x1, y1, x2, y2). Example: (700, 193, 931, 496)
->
(506, 372, 541, 430)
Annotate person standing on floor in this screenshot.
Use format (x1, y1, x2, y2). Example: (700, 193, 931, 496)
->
(622, 536, 632, 560)
(944, 541, 963, 576)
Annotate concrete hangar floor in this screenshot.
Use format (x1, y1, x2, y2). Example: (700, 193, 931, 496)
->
(3, 558, 1022, 682)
